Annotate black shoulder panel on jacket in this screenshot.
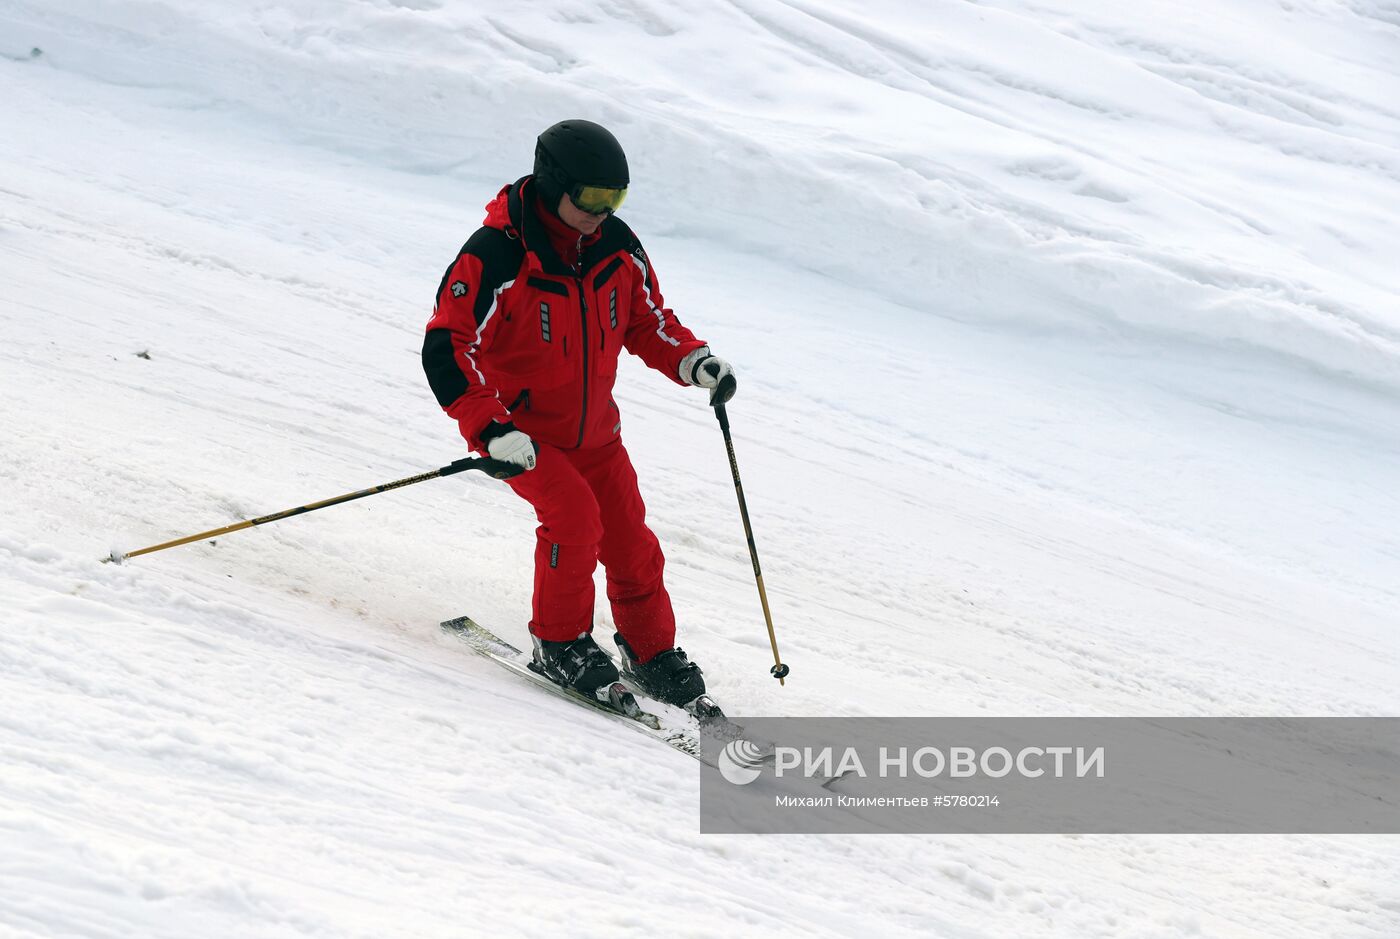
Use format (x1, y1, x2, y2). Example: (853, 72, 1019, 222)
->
(598, 216, 657, 293)
(587, 215, 637, 268)
(434, 226, 525, 327)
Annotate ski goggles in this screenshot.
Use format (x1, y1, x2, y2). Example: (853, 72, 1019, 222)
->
(571, 183, 628, 216)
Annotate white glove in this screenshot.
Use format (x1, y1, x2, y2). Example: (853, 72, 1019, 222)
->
(486, 428, 537, 471)
(679, 347, 737, 402)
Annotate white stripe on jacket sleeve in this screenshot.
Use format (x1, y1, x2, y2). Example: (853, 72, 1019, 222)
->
(630, 255, 680, 347)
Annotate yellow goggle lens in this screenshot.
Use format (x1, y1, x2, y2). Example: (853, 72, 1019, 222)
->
(573, 184, 627, 215)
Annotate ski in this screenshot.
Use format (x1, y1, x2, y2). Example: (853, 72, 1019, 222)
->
(441, 615, 703, 761)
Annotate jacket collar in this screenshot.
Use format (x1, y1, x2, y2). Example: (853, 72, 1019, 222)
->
(488, 176, 615, 278)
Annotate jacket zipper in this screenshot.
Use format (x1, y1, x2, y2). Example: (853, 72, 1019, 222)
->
(574, 281, 590, 448)
(568, 230, 590, 447)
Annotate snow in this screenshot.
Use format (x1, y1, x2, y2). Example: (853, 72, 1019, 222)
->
(2, 1, 1399, 937)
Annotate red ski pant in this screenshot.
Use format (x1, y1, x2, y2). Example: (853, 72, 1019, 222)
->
(504, 437, 675, 662)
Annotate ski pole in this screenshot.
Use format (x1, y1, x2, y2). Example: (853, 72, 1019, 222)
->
(710, 375, 788, 685)
(103, 455, 525, 564)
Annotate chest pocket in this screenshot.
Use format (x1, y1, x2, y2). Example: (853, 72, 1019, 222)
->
(526, 277, 570, 348)
(590, 256, 627, 356)
(483, 276, 574, 387)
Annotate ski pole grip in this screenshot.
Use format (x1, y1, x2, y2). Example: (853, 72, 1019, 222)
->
(441, 456, 528, 480)
(709, 373, 737, 407)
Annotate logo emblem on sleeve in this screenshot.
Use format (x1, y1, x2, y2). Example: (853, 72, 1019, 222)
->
(451, 281, 469, 298)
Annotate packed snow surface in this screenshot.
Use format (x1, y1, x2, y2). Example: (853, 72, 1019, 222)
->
(2, 1, 1398, 937)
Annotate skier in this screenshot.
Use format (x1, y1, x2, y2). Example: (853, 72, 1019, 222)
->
(422, 119, 735, 708)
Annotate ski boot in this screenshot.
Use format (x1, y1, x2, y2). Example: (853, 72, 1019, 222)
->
(530, 632, 620, 696)
(614, 634, 708, 709)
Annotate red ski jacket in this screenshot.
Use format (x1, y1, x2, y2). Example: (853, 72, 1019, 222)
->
(423, 176, 707, 451)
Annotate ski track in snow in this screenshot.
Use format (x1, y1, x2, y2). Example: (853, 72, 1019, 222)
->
(2, 1, 1399, 937)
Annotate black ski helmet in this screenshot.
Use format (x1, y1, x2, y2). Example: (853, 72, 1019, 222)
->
(533, 119, 629, 209)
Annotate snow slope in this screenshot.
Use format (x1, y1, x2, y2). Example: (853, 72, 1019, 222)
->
(2, 1, 1399, 937)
